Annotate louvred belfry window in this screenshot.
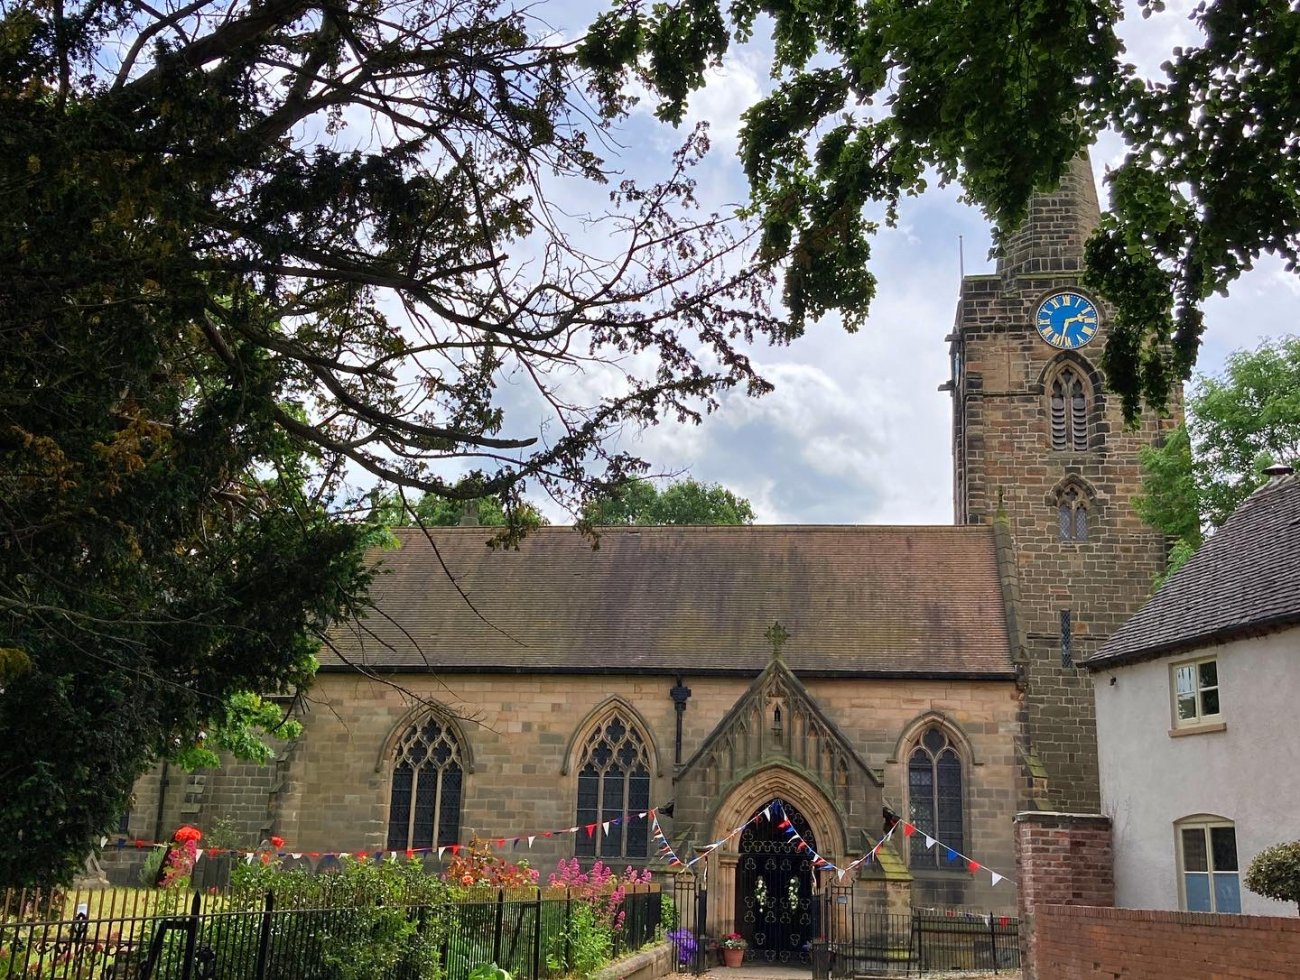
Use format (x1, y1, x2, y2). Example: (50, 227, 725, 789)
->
(575, 713, 651, 858)
(1050, 367, 1088, 451)
(387, 715, 463, 851)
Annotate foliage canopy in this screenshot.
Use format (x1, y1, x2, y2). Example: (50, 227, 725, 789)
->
(2, 0, 775, 887)
(1137, 337, 1300, 579)
(582, 478, 755, 525)
(584, 0, 1300, 417)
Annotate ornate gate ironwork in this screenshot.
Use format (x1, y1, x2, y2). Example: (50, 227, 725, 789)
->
(736, 801, 819, 963)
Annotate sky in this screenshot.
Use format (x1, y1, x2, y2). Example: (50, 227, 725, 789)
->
(397, 0, 1294, 527)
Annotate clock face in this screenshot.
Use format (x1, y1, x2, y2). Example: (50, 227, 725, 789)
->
(1035, 291, 1099, 350)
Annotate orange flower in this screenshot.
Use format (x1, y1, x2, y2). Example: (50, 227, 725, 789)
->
(461, 873, 475, 886)
(270, 836, 285, 849)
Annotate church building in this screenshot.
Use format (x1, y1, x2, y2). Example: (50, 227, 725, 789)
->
(110, 154, 1178, 955)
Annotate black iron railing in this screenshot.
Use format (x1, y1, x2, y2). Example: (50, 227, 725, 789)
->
(810, 908, 1020, 977)
(0, 885, 662, 980)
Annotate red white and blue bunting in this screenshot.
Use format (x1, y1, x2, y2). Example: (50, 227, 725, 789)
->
(103, 799, 1012, 887)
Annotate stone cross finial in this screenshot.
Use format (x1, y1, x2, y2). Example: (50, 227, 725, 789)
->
(765, 620, 790, 660)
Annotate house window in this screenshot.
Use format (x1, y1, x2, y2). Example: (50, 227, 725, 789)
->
(908, 728, 964, 868)
(1172, 657, 1221, 727)
(575, 713, 651, 859)
(1050, 367, 1088, 451)
(386, 714, 464, 851)
(1057, 484, 1089, 542)
(1178, 819, 1241, 913)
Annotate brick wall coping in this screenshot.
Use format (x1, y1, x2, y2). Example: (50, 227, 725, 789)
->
(1040, 903, 1300, 933)
(1014, 811, 1110, 828)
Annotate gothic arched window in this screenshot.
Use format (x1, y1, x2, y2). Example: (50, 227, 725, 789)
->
(1057, 483, 1090, 542)
(386, 714, 464, 851)
(1050, 367, 1089, 451)
(575, 713, 651, 859)
(908, 728, 964, 868)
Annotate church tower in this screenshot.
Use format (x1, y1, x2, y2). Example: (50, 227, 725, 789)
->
(948, 153, 1181, 811)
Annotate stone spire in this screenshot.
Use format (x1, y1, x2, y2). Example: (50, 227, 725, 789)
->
(996, 152, 1101, 279)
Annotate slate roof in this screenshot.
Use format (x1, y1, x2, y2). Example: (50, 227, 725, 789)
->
(321, 524, 1015, 678)
(1088, 471, 1300, 669)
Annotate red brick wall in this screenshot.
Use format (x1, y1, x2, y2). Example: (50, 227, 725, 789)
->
(1015, 811, 1114, 978)
(1035, 904, 1300, 980)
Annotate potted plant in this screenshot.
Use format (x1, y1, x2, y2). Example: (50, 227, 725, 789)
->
(720, 932, 747, 967)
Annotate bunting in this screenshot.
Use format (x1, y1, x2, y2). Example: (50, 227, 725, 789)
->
(105, 801, 1013, 888)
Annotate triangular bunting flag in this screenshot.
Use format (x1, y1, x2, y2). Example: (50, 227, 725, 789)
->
(764, 805, 772, 822)
(837, 868, 846, 881)
(924, 835, 937, 850)
(585, 823, 597, 837)
(438, 846, 446, 859)
(967, 860, 981, 873)
(293, 853, 303, 860)
(100, 837, 108, 849)
(194, 849, 204, 861)
(528, 836, 536, 847)
(245, 853, 255, 864)
(945, 848, 957, 862)
(450, 845, 461, 855)
(903, 823, 916, 838)
(991, 872, 1004, 887)
(602, 821, 611, 835)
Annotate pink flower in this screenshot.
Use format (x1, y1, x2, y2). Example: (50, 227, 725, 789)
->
(270, 836, 285, 849)
(461, 873, 475, 886)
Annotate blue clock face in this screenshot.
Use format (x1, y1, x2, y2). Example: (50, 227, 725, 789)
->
(1035, 291, 1099, 350)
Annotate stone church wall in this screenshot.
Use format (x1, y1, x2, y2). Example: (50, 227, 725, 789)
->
(105, 670, 1026, 912)
(263, 670, 1024, 912)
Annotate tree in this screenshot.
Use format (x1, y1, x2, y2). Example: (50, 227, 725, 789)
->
(583, 0, 1300, 418)
(4, 0, 786, 886)
(583, 478, 755, 525)
(1245, 841, 1300, 915)
(1138, 337, 1300, 578)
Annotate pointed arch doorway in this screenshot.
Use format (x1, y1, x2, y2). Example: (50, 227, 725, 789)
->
(736, 801, 820, 964)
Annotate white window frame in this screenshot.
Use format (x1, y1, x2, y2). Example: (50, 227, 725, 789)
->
(1175, 818, 1241, 914)
(1170, 656, 1221, 729)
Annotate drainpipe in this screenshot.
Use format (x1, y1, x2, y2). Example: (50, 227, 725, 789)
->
(670, 675, 691, 766)
(153, 759, 170, 843)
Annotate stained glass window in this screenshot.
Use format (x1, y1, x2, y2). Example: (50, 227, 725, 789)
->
(908, 728, 964, 868)
(575, 713, 651, 858)
(387, 715, 463, 851)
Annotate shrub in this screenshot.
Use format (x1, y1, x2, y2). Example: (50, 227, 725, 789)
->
(1245, 841, 1300, 915)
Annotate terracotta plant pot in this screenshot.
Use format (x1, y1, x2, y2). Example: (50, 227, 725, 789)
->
(723, 947, 745, 967)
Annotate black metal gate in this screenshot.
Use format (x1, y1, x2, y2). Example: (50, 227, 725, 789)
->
(671, 871, 708, 974)
(736, 802, 819, 963)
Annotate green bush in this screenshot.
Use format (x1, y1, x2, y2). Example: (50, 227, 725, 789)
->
(146, 855, 454, 980)
(547, 902, 612, 979)
(1245, 841, 1300, 914)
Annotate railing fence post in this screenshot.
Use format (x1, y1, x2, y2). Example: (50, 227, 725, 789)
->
(531, 889, 543, 979)
(989, 910, 998, 974)
(565, 888, 573, 975)
(178, 891, 201, 980)
(493, 888, 505, 967)
(253, 890, 275, 980)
